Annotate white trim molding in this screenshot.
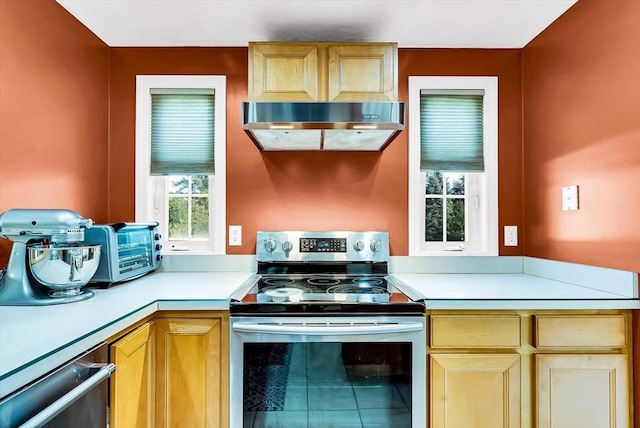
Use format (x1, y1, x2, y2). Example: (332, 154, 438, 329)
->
(135, 75, 227, 254)
(408, 76, 498, 256)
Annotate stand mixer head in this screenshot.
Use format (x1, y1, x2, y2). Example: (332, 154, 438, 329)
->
(0, 209, 101, 306)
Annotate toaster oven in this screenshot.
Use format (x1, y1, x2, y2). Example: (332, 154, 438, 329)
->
(84, 222, 162, 287)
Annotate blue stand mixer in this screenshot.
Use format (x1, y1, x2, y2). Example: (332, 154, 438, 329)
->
(0, 209, 101, 305)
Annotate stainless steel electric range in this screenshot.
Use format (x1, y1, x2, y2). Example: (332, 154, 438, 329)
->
(229, 231, 426, 428)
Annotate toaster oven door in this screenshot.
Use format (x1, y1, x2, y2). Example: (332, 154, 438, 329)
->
(116, 226, 157, 275)
(85, 223, 161, 286)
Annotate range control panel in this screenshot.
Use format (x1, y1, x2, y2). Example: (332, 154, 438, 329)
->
(256, 231, 389, 262)
(300, 238, 347, 253)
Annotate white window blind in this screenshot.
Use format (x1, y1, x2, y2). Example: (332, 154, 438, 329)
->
(150, 91, 215, 175)
(420, 89, 484, 172)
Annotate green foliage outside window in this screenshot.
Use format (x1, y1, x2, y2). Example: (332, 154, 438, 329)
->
(168, 175, 210, 240)
(425, 172, 465, 243)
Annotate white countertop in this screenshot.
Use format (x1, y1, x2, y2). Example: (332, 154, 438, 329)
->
(0, 271, 255, 398)
(394, 273, 639, 310)
(0, 256, 638, 399)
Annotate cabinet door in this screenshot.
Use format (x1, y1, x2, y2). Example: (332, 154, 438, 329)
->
(430, 354, 521, 428)
(110, 321, 156, 428)
(249, 42, 320, 101)
(327, 43, 397, 101)
(536, 354, 629, 428)
(155, 318, 224, 428)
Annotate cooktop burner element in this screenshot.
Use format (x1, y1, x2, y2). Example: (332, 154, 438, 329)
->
(263, 287, 304, 302)
(326, 283, 387, 294)
(262, 278, 296, 287)
(229, 231, 425, 315)
(307, 277, 341, 286)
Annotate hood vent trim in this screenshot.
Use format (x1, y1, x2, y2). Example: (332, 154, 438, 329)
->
(242, 101, 405, 151)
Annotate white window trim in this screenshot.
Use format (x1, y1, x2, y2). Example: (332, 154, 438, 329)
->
(408, 76, 498, 256)
(135, 75, 226, 255)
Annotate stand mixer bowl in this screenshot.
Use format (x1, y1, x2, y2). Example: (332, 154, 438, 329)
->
(28, 244, 101, 297)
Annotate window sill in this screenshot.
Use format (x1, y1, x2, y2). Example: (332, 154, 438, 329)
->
(410, 250, 498, 257)
(161, 249, 225, 256)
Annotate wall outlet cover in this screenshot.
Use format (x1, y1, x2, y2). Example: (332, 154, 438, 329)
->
(229, 225, 242, 246)
(504, 225, 518, 247)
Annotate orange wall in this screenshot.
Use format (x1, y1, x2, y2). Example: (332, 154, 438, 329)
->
(522, 0, 640, 273)
(0, 0, 110, 259)
(3, 0, 637, 267)
(109, 48, 523, 256)
(522, 1, 640, 422)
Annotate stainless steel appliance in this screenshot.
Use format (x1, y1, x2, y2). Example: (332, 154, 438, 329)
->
(242, 102, 405, 151)
(0, 209, 100, 306)
(0, 343, 114, 428)
(84, 222, 162, 287)
(229, 231, 426, 428)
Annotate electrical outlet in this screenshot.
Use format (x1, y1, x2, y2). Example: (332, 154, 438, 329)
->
(504, 225, 518, 247)
(229, 225, 242, 246)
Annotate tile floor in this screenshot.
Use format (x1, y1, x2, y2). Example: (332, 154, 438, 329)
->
(243, 343, 413, 428)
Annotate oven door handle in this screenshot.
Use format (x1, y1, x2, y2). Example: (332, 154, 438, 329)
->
(18, 363, 116, 428)
(232, 322, 424, 335)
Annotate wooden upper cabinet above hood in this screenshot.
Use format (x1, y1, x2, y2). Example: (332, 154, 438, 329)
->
(248, 42, 398, 102)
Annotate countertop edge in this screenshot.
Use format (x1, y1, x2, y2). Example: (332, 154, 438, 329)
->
(422, 299, 640, 310)
(0, 302, 158, 398)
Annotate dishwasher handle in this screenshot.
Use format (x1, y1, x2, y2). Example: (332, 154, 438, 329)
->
(19, 363, 115, 428)
(232, 321, 424, 336)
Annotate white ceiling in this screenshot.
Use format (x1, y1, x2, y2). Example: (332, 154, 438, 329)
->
(56, 0, 578, 48)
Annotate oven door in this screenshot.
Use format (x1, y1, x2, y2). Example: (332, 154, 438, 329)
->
(230, 316, 426, 428)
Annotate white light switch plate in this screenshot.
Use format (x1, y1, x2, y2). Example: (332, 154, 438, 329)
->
(562, 185, 579, 211)
(229, 225, 242, 246)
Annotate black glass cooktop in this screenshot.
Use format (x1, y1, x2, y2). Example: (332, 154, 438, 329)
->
(231, 274, 425, 315)
(257, 275, 393, 303)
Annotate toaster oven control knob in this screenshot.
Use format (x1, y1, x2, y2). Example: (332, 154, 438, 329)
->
(156, 254, 163, 261)
(282, 240, 293, 252)
(370, 240, 382, 252)
(154, 233, 162, 241)
(264, 238, 277, 252)
(353, 240, 365, 252)
(155, 244, 163, 251)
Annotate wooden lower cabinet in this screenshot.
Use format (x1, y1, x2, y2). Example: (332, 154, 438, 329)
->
(427, 310, 633, 428)
(110, 321, 156, 428)
(430, 354, 521, 428)
(110, 312, 229, 428)
(536, 354, 629, 428)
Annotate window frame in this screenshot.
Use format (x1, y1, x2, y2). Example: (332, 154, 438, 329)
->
(135, 75, 226, 254)
(408, 76, 498, 256)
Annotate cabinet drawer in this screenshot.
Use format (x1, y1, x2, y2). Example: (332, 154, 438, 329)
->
(430, 315, 521, 348)
(534, 315, 627, 349)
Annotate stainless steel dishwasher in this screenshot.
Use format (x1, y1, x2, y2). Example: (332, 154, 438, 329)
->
(0, 343, 115, 428)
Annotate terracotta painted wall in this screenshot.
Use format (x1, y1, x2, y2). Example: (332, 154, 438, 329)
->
(109, 48, 523, 256)
(522, 0, 640, 273)
(0, 0, 110, 259)
(523, 2, 640, 423)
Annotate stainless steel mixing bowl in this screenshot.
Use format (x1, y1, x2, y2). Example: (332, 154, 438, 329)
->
(28, 244, 101, 296)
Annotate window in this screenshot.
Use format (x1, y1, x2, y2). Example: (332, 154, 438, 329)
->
(408, 77, 498, 256)
(135, 75, 226, 254)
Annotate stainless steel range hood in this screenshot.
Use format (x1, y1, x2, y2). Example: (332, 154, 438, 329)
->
(242, 102, 405, 151)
